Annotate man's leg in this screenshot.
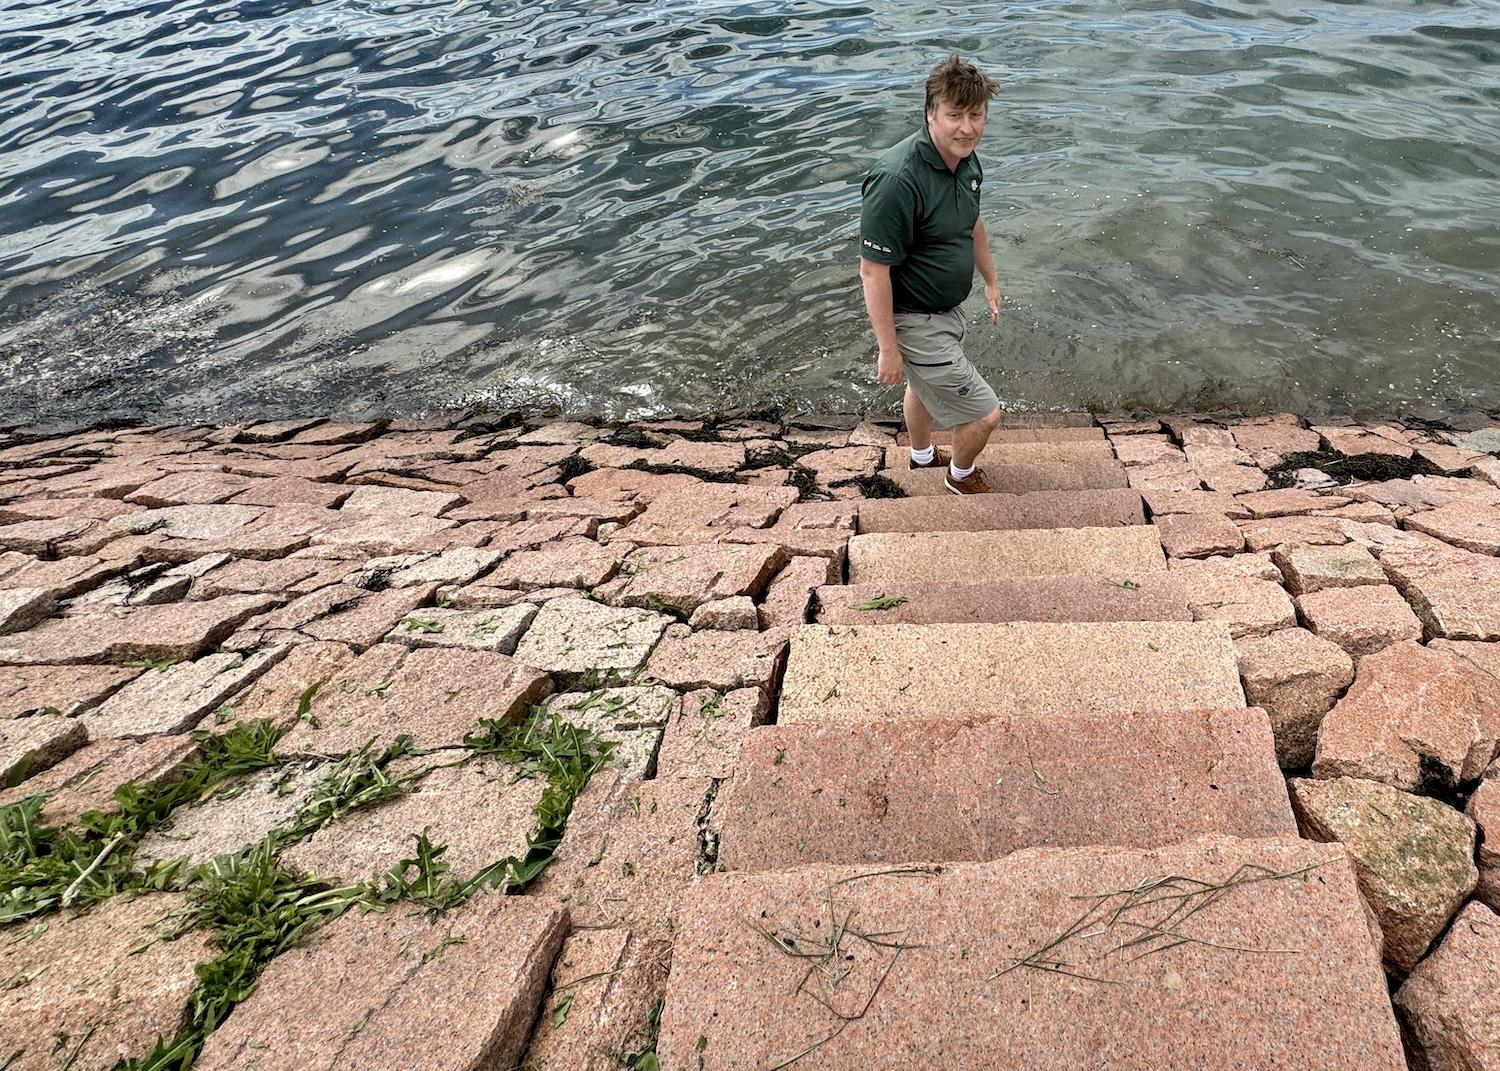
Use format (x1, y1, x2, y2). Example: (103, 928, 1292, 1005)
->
(950, 405, 1001, 470)
(904, 386, 934, 451)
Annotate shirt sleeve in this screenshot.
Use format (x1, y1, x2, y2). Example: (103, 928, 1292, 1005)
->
(859, 169, 916, 266)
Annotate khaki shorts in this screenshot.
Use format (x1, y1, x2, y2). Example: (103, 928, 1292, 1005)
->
(894, 306, 999, 430)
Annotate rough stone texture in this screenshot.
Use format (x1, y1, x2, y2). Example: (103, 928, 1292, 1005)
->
(0, 552, 127, 600)
(214, 640, 358, 730)
(855, 489, 1144, 534)
(606, 485, 795, 545)
(657, 839, 1402, 1070)
(1174, 571, 1297, 638)
(1313, 641, 1500, 792)
(0, 734, 197, 826)
(522, 929, 672, 1071)
(1394, 901, 1500, 1071)
(1316, 423, 1415, 459)
(1407, 500, 1500, 556)
(256, 582, 438, 650)
(539, 686, 676, 779)
(655, 687, 769, 780)
(195, 895, 567, 1071)
(280, 755, 546, 882)
(716, 708, 1293, 871)
(1191, 458, 1268, 495)
(125, 469, 258, 507)
(229, 474, 351, 509)
(1, 713, 88, 786)
(1231, 421, 1323, 467)
(1238, 515, 1350, 551)
(338, 483, 462, 517)
(512, 595, 673, 678)
(644, 624, 790, 692)
(1273, 542, 1386, 595)
(486, 537, 629, 591)
(134, 763, 326, 867)
(1290, 776, 1477, 973)
(1142, 489, 1248, 517)
(383, 604, 537, 653)
(688, 594, 758, 630)
(801, 445, 882, 485)
(1167, 550, 1282, 581)
(779, 621, 1244, 724)
(848, 527, 1165, 585)
(0, 593, 277, 665)
(818, 576, 1191, 625)
(1155, 512, 1246, 558)
(759, 555, 840, 629)
(568, 467, 702, 503)
(0, 663, 141, 719)
(1296, 584, 1423, 659)
(1236, 488, 1351, 518)
(0, 893, 212, 1071)
(1381, 539, 1500, 640)
(1111, 434, 1183, 467)
(1235, 628, 1355, 769)
(81, 648, 285, 739)
(530, 770, 712, 940)
(193, 554, 352, 599)
(348, 547, 503, 589)
(1124, 461, 1203, 493)
(1468, 779, 1500, 911)
(281, 645, 552, 755)
(591, 544, 783, 615)
(0, 586, 54, 635)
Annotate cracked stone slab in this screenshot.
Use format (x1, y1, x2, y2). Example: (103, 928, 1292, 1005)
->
(0, 587, 54, 635)
(0, 893, 212, 1071)
(1296, 585, 1422, 659)
(539, 686, 676, 778)
(81, 648, 287, 739)
(655, 687, 769, 780)
(512, 595, 673, 679)
(278, 644, 552, 755)
(1394, 901, 1500, 1071)
(644, 625, 790, 692)
(134, 762, 327, 868)
(213, 640, 358, 730)
(1235, 628, 1354, 769)
(279, 755, 546, 883)
(194, 895, 566, 1071)
(1272, 542, 1385, 595)
(383, 604, 537, 653)
(522, 928, 672, 1071)
(530, 770, 714, 941)
(485, 538, 631, 591)
(0, 734, 198, 827)
(0, 664, 141, 719)
(1, 713, 88, 787)
(0, 593, 279, 665)
(594, 544, 786, 613)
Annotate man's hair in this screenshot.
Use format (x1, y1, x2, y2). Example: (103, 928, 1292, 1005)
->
(924, 54, 998, 114)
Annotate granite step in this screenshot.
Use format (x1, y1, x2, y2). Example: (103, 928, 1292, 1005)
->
(847, 527, 1165, 585)
(777, 621, 1244, 724)
(657, 839, 1403, 1070)
(883, 442, 1112, 470)
(713, 708, 1294, 872)
(886, 459, 1128, 496)
(855, 489, 1145, 534)
(815, 576, 1191, 624)
(897, 426, 1104, 444)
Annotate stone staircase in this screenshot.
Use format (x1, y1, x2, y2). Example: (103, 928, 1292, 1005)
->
(655, 418, 1405, 1068)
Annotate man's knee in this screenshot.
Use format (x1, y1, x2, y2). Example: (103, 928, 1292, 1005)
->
(977, 406, 1001, 431)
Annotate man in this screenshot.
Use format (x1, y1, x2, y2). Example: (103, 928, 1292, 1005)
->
(859, 54, 1003, 495)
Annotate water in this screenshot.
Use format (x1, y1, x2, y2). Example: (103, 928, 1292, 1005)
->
(1, 0, 1498, 425)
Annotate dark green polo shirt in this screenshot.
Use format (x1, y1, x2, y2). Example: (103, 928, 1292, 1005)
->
(859, 124, 983, 314)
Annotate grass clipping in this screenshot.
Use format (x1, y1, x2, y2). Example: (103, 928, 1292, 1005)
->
(992, 862, 1318, 985)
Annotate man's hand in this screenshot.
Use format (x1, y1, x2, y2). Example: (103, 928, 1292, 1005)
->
(986, 282, 1002, 325)
(876, 346, 903, 385)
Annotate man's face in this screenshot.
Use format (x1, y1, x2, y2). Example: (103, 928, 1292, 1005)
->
(926, 96, 987, 162)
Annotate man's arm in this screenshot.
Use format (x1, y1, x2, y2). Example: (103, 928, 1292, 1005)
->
(974, 219, 1002, 324)
(860, 257, 904, 385)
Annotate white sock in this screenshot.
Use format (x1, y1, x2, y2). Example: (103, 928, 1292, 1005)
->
(950, 461, 975, 480)
(910, 445, 934, 465)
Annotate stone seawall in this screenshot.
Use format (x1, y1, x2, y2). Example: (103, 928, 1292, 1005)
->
(3, 408, 1500, 1069)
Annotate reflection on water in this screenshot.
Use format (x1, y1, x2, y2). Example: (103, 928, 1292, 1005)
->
(1, 0, 1498, 424)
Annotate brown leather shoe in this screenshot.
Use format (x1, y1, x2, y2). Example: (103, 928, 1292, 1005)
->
(945, 466, 994, 495)
(909, 447, 950, 470)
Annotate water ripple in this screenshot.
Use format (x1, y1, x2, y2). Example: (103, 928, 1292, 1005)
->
(2, 0, 1498, 423)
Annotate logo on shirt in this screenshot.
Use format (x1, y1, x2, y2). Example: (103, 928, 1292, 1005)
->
(971, 179, 979, 191)
(863, 238, 893, 254)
